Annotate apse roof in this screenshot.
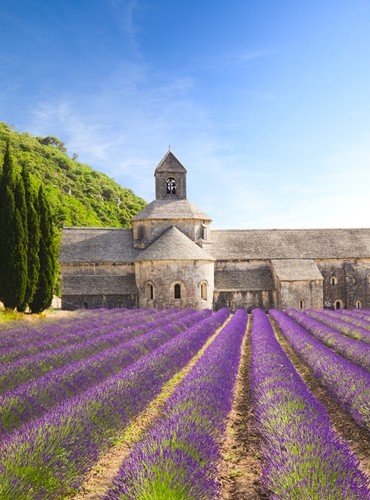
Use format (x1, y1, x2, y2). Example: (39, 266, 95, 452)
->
(134, 226, 215, 262)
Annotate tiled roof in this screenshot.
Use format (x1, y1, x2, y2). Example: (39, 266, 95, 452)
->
(210, 228, 370, 260)
(154, 151, 187, 173)
(215, 266, 274, 291)
(62, 274, 137, 294)
(132, 199, 211, 221)
(135, 226, 215, 262)
(60, 228, 138, 263)
(271, 259, 323, 281)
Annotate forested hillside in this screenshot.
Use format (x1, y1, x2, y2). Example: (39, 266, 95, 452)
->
(0, 122, 146, 228)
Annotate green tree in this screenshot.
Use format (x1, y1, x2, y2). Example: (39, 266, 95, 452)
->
(29, 186, 57, 313)
(19, 166, 40, 310)
(0, 143, 28, 309)
(37, 135, 67, 153)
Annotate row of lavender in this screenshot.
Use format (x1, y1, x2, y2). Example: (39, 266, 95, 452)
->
(105, 309, 248, 499)
(0, 308, 230, 497)
(0, 309, 211, 435)
(285, 308, 370, 371)
(271, 309, 370, 430)
(251, 308, 369, 498)
(0, 308, 193, 393)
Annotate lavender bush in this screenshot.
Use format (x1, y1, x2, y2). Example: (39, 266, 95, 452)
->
(304, 309, 370, 343)
(0, 310, 158, 364)
(105, 309, 247, 499)
(250, 308, 369, 499)
(0, 309, 210, 436)
(0, 308, 229, 498)
(285, 308, 370, 371)
(270, 309, 370, 430)
(0, 308, 193, 394)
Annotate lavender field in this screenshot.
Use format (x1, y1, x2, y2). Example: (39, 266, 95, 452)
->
(0, 307, 369, 499)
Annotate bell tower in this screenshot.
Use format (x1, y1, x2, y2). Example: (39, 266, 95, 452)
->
(155, 150, 187, 200)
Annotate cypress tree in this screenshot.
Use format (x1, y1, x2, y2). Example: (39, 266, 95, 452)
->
(0, 143, 28, 309)
(18, 166, 40, 311)
(29, 186, 57, 313)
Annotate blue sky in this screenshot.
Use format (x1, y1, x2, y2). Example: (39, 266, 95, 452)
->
(1, 0, 370, 229)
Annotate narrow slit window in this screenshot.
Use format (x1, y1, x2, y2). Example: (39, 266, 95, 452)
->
(201, 282, 207, 300)
(330, 277, 337, 285)
(174, 283, 181, 299)
(147, 283, 154, 300)
(299, 300, 304, 309)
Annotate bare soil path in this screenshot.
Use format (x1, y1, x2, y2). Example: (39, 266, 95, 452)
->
(219, 318, 267, 499)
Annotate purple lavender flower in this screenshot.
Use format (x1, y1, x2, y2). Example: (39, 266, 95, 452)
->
(0, 309, 211, 435)
(0, 308, 229, 498)
(285, 308, 370, 371)
(250, 308, 369, 499)
(270, 309, 370, 430)
(105, 309, 247, 500)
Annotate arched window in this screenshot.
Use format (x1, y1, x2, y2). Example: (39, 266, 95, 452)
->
(146, 283, 154, 301)
(355, 300, 362, 309)
(83, 301, 89, 309)
(174, 283, 181, 299)
(201, 281, 207, 300)
(330, 276, 337, 285)
(334, 300, 342, 310)
(227, 299, 234, 311)
(166, 177, 176, 195)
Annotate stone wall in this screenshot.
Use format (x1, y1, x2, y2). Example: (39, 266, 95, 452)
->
(62, 293, 137, 310)
(318, 259, 370, 309)
(135, 259, 214, 310)
(276, 280, 323, 310)
(213, 289, 275, 311)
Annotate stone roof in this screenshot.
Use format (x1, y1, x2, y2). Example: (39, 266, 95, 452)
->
(63, 274, 137, 295)
(135, 226, 215, 262)
(210, 228, 370, 260)
(155, 151, 187, 174)
(132, 199, 211, 221)
(271, 259, 324, 281)
(60, 228, 138, 263)
(215, 266, 274, 291)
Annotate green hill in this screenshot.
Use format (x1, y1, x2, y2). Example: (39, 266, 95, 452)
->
(0, 122, 146, 228)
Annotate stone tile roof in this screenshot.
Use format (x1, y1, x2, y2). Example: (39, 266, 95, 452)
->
(63, 274, 137, 294)
(155, 151, 187, 173)
(215, 266, 274, 291)
(60, 228, 138, 263)
(210, 228, 370, 260)
(271, 259, 323, 281)
(132, 199, 211, 221)
(135, 226, 215, 262)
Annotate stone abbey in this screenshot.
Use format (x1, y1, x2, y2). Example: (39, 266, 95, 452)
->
(60, 151, 370, 311)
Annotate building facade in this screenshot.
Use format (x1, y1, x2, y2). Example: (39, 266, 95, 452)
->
(60, 152, 370, 311)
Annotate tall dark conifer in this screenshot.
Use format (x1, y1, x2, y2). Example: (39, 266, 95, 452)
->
(29, 186, 57, 313)
(19, 166, 40, 310)
(0, 143, 28, 309)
